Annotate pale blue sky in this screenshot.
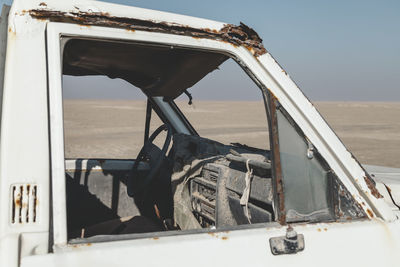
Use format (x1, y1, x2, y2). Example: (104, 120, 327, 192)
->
(102, 0, 400, 101)
(3, 0, 399, 101)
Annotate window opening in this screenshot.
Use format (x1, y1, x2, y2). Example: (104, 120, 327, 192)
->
(59, 36, 366, 244)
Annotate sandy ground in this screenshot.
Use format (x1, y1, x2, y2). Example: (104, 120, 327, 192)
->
(63, 100, 400, 168)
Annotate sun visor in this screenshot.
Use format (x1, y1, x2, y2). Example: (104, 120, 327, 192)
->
(63, 39, 228, 100)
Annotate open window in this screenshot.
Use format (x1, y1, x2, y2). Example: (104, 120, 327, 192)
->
(61, 37, 275, 239)
(58, 34, 367, 244)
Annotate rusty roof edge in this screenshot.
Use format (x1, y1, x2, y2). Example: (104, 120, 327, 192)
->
(27, 9, 267, 57)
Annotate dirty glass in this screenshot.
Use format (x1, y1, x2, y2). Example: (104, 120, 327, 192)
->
(276, 109, 334, 222)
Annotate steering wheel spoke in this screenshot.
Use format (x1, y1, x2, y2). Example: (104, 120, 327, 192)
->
(127, 124, 172, 197)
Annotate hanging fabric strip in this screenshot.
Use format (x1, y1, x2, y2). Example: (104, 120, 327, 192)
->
(240, 159, 253, 224)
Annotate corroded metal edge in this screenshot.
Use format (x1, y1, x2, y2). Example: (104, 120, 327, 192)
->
(27, 9, 267, 56)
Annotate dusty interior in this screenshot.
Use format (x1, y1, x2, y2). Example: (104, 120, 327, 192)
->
(66, 134, 273, 239)
(63, 37, 367, 241)
(63, 38, 273, 239)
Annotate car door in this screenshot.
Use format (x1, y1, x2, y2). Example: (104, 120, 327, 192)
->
(21, 19, 400, 267)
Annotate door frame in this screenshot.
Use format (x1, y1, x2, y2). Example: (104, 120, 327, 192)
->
(46, 21, 390, 249)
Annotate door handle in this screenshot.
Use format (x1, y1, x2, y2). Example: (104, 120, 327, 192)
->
(269, 226, 305, 255)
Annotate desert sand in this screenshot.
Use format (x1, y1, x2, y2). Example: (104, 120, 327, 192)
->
(63, 100, 400, 168)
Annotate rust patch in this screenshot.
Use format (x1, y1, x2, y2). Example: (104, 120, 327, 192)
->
(28, 9, 267, 56)
(386, 185, 391, 193)
(39, 2, 47, 7)
(333, 176, 367, 220)
(208, 232, 218, 238)
(208, 232, 221, 238)
(152, 237, 159, 240)
(221, 236, 228, 240)
(71, 242, 92, 249)
(78, 24, 92, 28)
(366, 209, 374, 218)
(364, 176, 383, 199)
(15, 197, 21, 207)
(323, 228, 327, 231)
(270, 96, 285, 224)
(317, 228, 321, 232)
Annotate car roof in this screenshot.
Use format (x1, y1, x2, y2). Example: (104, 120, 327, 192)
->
(16, 0, 227, 31)
(10, 0, 266, 57)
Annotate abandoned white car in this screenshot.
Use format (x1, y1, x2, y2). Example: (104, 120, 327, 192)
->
(0, 0, 399, 266)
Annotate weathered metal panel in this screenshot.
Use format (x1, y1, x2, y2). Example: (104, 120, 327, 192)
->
(0, 1, 397, 266)
(43, 16, 395, 235)
(0, 2, 50, 267)
(21, 220, 400, 267)
(28, 9, 266, 57)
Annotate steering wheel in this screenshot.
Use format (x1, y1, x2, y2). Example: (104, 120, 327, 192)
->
(127, 124, 172, 197)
